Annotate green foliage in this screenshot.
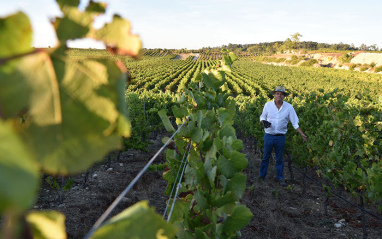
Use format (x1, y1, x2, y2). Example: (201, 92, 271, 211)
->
(160, 52, 253, 238)
(45, 176, 73, 191)
(349, 63, 357, 70)
(370, 62, 376, 68)
(91, 201, 177, 239)
(375, 65, 382, 73)
(0, 1, 176, 238)
(359, 64, 369, 71)
(339, 53, 354, 63)
(275, 58, 286, 63)
(290, 90, 382, 203)
(0, 120, 39, 213)
(300, 59, 318, 67)
(290, 59, 299, 65)
(148, 163, 167, 172)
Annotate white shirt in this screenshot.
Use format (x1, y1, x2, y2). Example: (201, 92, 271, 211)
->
(260, 100, 300, 135)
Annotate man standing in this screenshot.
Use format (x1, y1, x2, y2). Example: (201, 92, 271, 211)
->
(259, 86, 307, 186)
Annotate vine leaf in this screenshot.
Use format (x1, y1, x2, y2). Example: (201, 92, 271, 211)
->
(22, 57, 130, 175)
(0, 120, 39, 213)
(213, 192, 236, 208)
(54, 0, 103, 43)
(219, 125, 236, 139)
(0, 12, 32, 58)
(220, 173, 247, 198)
(92, 15, 142, 58)
(26, 210, 66, 239)
(91, 201, 177, 239)
(167, 199, 191, 224)
(221, 204, 253, 235)
(172, 105, 188, 118)
(158, 110, 175, 132)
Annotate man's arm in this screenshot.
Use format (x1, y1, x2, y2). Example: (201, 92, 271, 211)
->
(296, 127, 307, 142)
(289, 105, 307, 142)
(260, 103, 268, 125)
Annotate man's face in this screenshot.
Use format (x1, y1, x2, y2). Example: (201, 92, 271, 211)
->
(274, 91, 285, 101)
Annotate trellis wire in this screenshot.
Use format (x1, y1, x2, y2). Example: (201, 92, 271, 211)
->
(83, 117, 189, 239)
(166, 142, 192, 222)
(162, 140, 192, 220)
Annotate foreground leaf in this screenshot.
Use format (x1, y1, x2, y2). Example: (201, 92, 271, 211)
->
(222, 205, 252, 235)
(0, 12, 32, 58)
(0, 120, 39, 213)
(26, 210, 66, 239)
(91, 201, 177, 239)
(22, 57, 130, 175)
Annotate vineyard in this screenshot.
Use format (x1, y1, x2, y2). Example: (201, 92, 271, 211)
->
(69, 48, 382, 238)
(1, 1, 382, 238)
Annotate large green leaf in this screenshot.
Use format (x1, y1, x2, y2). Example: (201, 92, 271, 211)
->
(190, 127, 203, 143)
(217, 108, 232, 127)
(22, 57, 130, 175)
(202, 70, 225, 91)
(0, 120, 39, 213)
(195, 189, 209, 211)
(219, 125, 236, 139)
(167, 199, 191, 224)
(92, 15, 142, 57)
(91, 201, 177, 239)
(54, 0, 94, 42)
(26, 210, 66, 239)
(0, 12, 33, 58)
(172, 105, 188, 118)
(217, 152, 247, 179)
(222, 205, 252, 235)
(158, 109, 175, 132)
(204, 157, 217, 187)
(213, 192, 236, 208)
(205, 143, 217, 160)
(174, 222, 194, 239)
(231, 139, 243, 151)
(220, 173, 247, 198)
(0, 56, 32, 118)
(229, 52, 238, 62)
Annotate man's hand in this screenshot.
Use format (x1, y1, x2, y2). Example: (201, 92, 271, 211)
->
(296, 127, 307, 142)
(262, 120, 271, 128)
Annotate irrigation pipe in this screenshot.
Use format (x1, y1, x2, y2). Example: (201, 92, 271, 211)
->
(166, 142, 192, 222)
(162, 141, 192, 219)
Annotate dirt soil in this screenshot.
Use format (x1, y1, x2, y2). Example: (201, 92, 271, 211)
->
(35, 133, 382, 239)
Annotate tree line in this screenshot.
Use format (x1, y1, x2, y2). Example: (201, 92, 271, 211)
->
(144, 33, 381, 54)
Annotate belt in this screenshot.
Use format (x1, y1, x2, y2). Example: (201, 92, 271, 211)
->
(272, 134, 285, 136)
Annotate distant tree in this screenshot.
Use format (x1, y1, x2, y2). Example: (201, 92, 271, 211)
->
(360, 43, 367, 51)
(291, 32, 303, 43)
(282, 38, 295, 51)
(368, 44, 378, 51)
(247, 45, 263, 54)
(273, 42, 281, 53)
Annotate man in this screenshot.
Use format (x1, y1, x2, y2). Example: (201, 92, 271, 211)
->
(259, 86, 307, 186)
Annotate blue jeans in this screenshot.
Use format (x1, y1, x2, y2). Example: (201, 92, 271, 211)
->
(259, 133, 286, 180)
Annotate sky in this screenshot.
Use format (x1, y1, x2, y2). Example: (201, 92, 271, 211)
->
(1, 0, 382, 50)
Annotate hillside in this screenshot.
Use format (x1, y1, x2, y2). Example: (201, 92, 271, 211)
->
(261, 52, 382, 73)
